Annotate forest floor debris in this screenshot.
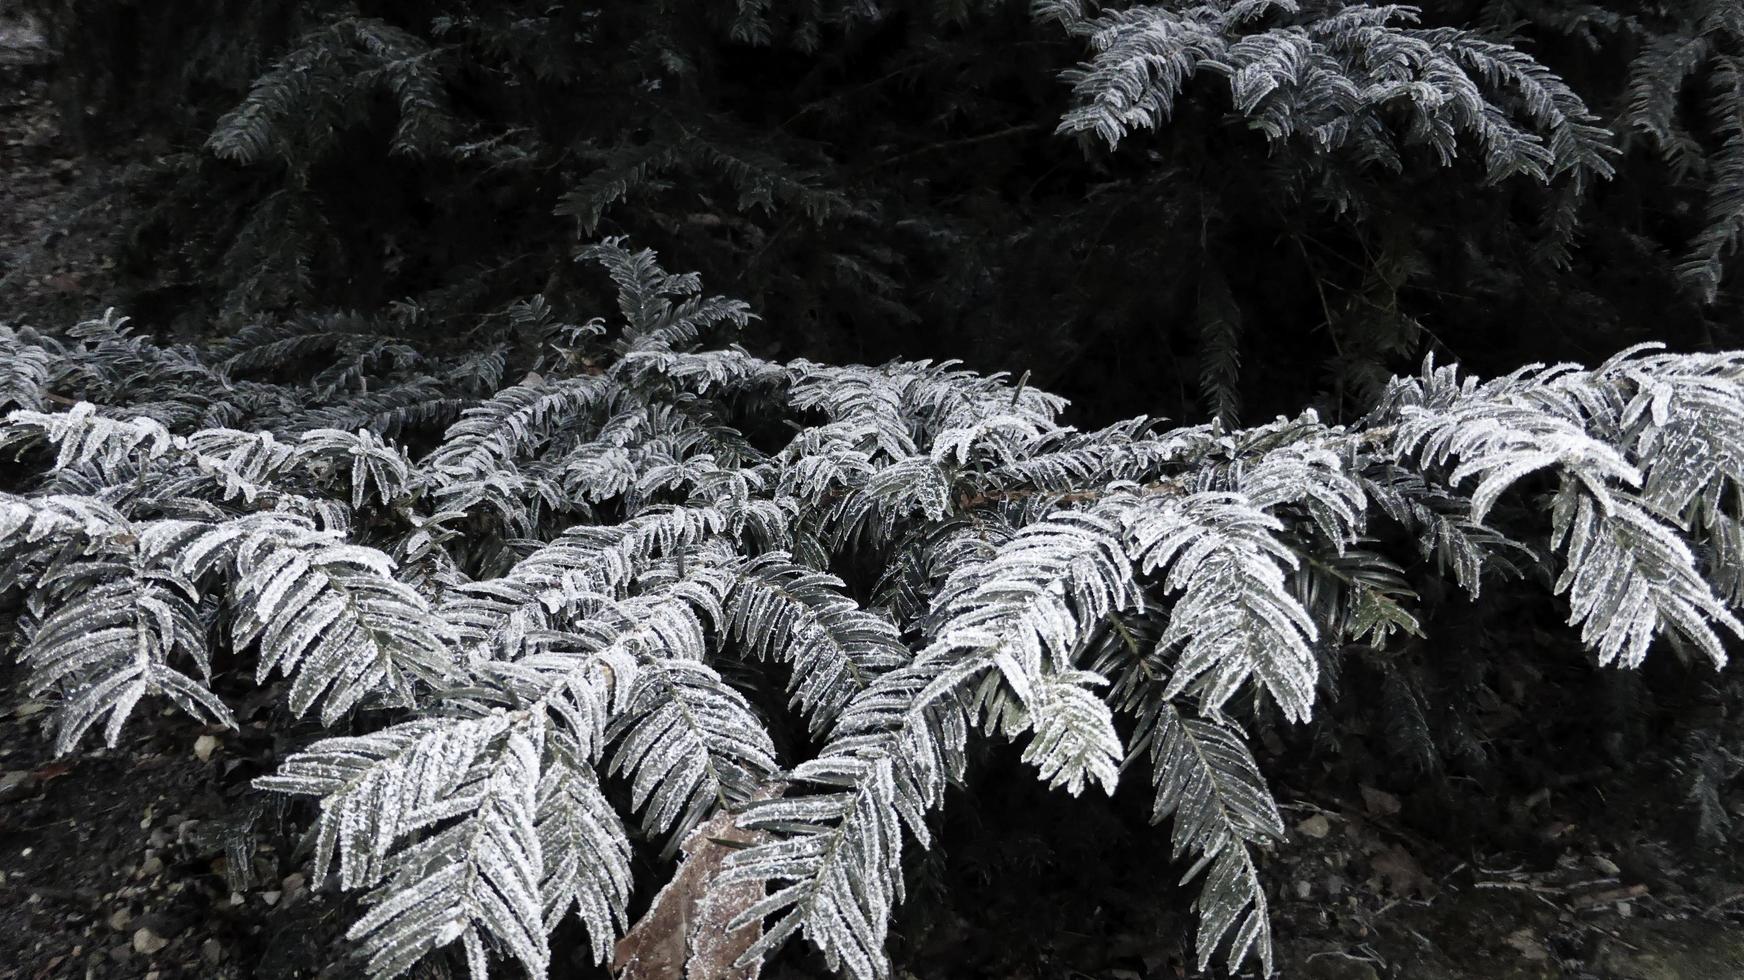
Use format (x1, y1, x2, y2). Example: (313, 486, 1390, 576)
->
(0, 22, 130, 333)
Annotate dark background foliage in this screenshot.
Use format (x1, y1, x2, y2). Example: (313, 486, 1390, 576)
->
(20, 0, 1744, 427)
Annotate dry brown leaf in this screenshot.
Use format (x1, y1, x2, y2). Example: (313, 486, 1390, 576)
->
(1369, 845, 1433, 899)
(613, 801, 770, 980)
(1359, 784, 1400, 817)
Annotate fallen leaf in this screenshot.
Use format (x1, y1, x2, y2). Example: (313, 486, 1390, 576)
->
(1540, 820, 1574, 840)
(1359, 784, 1401, 817)
(1370, 845, 1432, 899)
(1571, 883, 1649, 908)
(32, 761, 73, 782)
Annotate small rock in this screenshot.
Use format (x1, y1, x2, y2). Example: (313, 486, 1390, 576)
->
(1297, 814, 1333, 838)
(109, 945, 132, 964)
(138, 855, 164, 877)
(260, 890, 282, 906)
(1504, 927, 1550, 961)
(193, 735, 218, 762)
(1370, 845, 1432, 898)
(202, 939, 224, 965)
(132, 928, 168, 955)
(107, 908, 132, 931)
(1359, 784, 1401, 817)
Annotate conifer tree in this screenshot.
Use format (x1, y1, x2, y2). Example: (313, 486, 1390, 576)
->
(5, 243, 1743, 977)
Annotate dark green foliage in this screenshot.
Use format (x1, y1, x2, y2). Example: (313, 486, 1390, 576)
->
(17, 0, 1742, 425)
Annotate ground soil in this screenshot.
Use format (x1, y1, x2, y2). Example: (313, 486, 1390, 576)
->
(0, 664, 359, 980)
(8, 669, 1744, 980)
